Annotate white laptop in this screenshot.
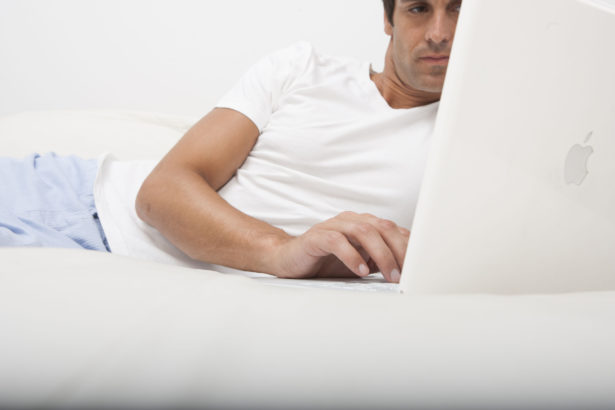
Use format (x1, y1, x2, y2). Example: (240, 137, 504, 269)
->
(400, 0, 615, 294)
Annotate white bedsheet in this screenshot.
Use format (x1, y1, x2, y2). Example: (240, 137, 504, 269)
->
(2, 248, 615, 409)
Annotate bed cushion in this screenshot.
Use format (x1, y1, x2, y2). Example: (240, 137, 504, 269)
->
(1, 248, 615, 409)
(0, 110, 194, 160)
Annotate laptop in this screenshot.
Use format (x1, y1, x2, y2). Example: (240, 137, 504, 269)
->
(400, 0, 615, 294)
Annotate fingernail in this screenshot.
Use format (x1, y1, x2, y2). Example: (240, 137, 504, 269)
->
(359, 264, 370, 276)
(390, 269, 401, 283)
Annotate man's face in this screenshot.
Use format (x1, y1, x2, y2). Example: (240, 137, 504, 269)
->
(385, 0, 462, 93)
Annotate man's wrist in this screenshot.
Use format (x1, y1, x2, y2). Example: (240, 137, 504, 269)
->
(252, 229, 293, 276)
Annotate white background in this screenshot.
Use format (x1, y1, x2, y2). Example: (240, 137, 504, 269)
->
(2, 0, 614, 118)
(0, 0, 388, 117)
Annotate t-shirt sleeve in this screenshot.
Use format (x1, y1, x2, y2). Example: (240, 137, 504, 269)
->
(215, 42, 314, 132)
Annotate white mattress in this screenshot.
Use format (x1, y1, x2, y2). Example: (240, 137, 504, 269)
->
(1, 111, 615, 409)
(2, 248, 615, 409)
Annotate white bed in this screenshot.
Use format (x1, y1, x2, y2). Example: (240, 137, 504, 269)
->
(1, 110, 615, 409)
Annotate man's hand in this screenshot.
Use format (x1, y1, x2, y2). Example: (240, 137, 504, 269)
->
(272, 211, 410, 283)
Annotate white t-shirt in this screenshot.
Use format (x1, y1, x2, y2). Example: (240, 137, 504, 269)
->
(94, 42, 439, 273)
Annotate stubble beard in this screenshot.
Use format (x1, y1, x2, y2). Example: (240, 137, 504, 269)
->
(403, 63, 447, 94)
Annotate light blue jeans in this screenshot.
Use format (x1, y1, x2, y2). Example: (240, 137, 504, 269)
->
(0, 153, 110, 252)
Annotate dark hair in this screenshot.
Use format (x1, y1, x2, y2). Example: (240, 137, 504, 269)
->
(383, 0, 395, 25)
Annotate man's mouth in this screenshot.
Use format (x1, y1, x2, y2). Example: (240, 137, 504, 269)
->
(420, 55, 450, 64)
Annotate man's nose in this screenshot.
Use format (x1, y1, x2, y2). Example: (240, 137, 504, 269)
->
(425, 12, 453, 47)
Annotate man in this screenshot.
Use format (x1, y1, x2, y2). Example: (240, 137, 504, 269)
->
(0, 0, 461, 284)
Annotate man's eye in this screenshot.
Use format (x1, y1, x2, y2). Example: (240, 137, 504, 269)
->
(408, 6, 428, 14)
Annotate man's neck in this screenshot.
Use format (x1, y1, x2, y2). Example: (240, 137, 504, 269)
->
(370, 45, 441, 109)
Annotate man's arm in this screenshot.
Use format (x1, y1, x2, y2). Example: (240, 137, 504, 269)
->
(135, 108, 409, 283)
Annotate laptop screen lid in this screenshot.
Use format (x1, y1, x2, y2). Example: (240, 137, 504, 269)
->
(400, 0, 615, 294)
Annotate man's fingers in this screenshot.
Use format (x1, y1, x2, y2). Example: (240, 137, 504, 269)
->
(352, 214, 409, 281)
(373, 218, 409, 272)
(350, 222, 400, 282)
(322, 214, 408, 283)
(312, 230, 371, 278)
(323, 220, 400, 283)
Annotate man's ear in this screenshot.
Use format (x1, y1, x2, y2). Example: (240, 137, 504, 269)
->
(384, 11, 393, 36)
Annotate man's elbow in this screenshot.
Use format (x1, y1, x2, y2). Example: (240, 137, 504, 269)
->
(135, 176, 156, 224)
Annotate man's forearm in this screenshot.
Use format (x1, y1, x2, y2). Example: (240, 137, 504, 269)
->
(135, 165, 291, 275)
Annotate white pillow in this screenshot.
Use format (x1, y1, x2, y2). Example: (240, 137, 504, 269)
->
(0, 110, 198, 160)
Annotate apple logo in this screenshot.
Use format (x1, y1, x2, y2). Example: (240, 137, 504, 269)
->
(565, 132, 594, 186)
